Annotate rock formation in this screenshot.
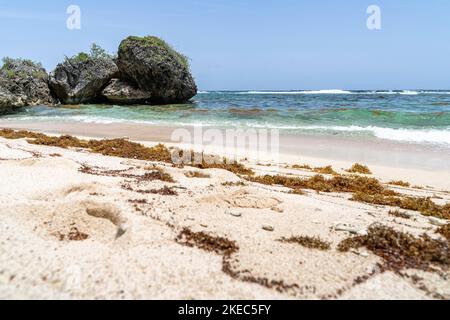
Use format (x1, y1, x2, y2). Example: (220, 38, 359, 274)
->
(49, 53, 118, 104)
(117, 36, 197, 104)
(0, 36, 197, 112)
(0, 58, 54, 113)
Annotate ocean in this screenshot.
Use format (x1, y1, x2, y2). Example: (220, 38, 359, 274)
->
(2, 90, 450, 146)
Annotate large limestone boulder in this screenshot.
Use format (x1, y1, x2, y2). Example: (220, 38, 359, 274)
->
(49, 53, 118, 104)
(102, 79, 152, 105)
(0, 58, 54, 113)
(117, 36, 197, 104)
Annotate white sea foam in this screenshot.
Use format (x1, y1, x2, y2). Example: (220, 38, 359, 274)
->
(192, 90, 450, 95)
(243, 89, 353, 95)
(238, 90, 450, 95)
(0, 115, 156, 125)
(373, 90, 450, 95)
(242, 123, 450, 145)
(368, 127, 450, 144)
(420, 91, 450, 94)
(370, 91, 396, 95)
(399, 90, 419, 95)
(300, 125, 450, 145)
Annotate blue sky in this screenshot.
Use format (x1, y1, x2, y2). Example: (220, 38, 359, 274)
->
(0, 0, 449, 90)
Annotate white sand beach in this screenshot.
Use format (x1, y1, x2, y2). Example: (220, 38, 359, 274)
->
(0, 124, 449, 299)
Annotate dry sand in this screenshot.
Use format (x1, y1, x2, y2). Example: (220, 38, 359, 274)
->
(0, 125, 449, 299)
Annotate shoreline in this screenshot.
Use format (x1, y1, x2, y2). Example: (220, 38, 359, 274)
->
(1, 120, 450, 190)
(1, 120, 450, 168)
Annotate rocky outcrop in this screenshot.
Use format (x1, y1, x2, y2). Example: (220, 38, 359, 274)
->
(0, 88, 24, 114)
(0, 58, 54, 113)
(49, 55, 118, 104)
(102, 79, 152, 104)
(117, 36, 197, 104)
(0, 88, 30, 112)
(1, 36, 197, 112)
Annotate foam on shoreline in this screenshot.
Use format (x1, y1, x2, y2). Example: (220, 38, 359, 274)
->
(2, 117, 450, 146)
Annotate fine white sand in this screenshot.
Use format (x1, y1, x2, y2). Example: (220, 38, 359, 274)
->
(0, 126, 449, 300)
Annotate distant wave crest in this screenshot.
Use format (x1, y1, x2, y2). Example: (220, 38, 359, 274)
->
(243, 89, 353, 94)
(363, 126, 450, 144)
(218, 90, 450, 95)
(241, 123, 450, 145)
(299, 125, 450, 145)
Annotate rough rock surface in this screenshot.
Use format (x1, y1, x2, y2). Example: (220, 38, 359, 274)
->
(0, 87, 25, 113)
(102, 79, 152, 104)
(49, 56, 118, 104)
(0, 58, 54, 113)
(117, 36, 197, 104)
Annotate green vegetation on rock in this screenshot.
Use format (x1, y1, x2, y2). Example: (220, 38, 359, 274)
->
(66, 43, 114, 63)
(90, 43, 115, 60)
(1, 57, 46, 79)
(120, 36, 190, 69)
(1, 57, 43, 70)
(68, 52, 90, 63)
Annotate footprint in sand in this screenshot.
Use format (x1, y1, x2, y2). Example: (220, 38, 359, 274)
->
(82, 201, 129, 238)
(32, 183, 129, 240)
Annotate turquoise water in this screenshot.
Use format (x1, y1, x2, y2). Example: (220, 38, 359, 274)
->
(2, 90, 450, 146)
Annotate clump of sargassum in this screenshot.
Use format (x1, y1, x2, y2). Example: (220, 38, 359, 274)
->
(337, 224, 449, 272)
(292, 164, 338, 175)
(388, 209, 411, 219)
(346, 163, 372, 174)
(313, 165, 338, 175)
(437, 224, 450, 242)
(292, 163, 372, 176)
(278, 236, 331, 251)
(54, 227, 89, 241)
(389, 180, 411, 187)
(176, 228, 300, 293)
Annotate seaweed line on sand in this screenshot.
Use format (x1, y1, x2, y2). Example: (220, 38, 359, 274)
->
(122, 183, 178, 196)
(0, 129, 254, 176)
(248, 173, 450, 219)
(79, 164, 175, 182)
